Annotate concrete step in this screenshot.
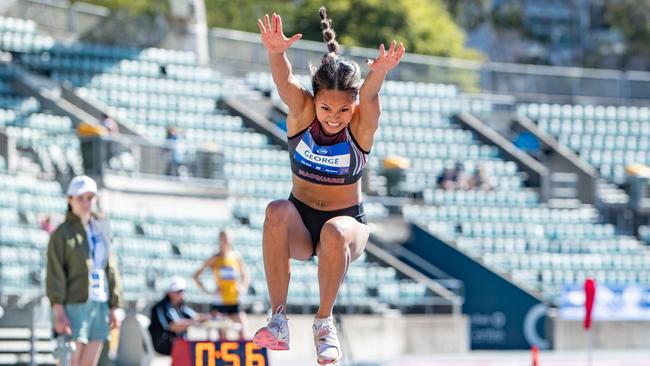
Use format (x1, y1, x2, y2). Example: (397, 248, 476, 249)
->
(0, 328, 51, 340)
(0, 326, 55, 366)
(0, 340, 55, 353)
(0, 352, 56, 365)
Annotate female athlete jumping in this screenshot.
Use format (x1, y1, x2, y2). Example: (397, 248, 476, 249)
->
(252, 7, 404, 364)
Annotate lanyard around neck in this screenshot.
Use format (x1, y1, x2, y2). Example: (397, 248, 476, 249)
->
(87, 219, 99, 263)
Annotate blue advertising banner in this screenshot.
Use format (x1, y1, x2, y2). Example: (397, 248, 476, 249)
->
(402, 225, 549, 350)
(560, 284, 650, 321)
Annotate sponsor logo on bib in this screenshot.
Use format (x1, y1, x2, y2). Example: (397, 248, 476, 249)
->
(293, 132, 350, 175)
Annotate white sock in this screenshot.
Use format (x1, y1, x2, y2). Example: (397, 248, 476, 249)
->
(314, 316, 334, 325)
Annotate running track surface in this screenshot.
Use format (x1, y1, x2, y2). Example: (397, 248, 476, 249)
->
(263, 350, 650, 366)
(382, 350, 650, 366)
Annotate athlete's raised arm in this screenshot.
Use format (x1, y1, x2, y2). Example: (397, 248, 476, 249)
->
(258, 13, 311, 124)
(352, 40, 405, 147)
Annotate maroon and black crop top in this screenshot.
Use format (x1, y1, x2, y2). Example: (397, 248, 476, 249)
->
(287, 119, 370, 185)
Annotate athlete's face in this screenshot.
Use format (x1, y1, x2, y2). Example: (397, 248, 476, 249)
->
(314, 89, 356, 135)
(219, 231, 232, 252)
(67, 192, 95, 219)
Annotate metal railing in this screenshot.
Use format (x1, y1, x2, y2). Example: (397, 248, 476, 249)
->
(2, 0, 109, 40)
(80, 134, 225, 181)
(210, 28, 650, 105)
(366, 235, 464, 314)
(5, 1, 650, 104)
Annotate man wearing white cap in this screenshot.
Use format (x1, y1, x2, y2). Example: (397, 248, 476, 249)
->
(46, 175, 123, 366)
(148, 276, 203, 355)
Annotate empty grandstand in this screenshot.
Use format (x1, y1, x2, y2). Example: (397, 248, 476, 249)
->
(1, 2, 650, 365)
(0, 13, 448, 314)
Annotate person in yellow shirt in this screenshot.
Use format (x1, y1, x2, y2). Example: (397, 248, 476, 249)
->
(193, 230, 249, 340)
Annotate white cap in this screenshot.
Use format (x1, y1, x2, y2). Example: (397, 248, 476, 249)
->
(66, 175, 98, 196)
(167, 276, 187, 293)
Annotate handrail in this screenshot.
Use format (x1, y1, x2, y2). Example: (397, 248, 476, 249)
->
(364, 241, 463, 314)
(375, 240, 464, 290)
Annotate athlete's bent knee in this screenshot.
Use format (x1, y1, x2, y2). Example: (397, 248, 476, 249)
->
(264, 200, 295, 227)
(319, 222, 349, 254)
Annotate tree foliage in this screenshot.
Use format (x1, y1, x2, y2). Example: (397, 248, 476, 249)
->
(442, 0, 491, 30)
(79, 0, 480, 59)
(288, 0, 480, 59)
(204, 0, 293, 33)
(604, 0, 650, 61)
(72, 0, 168, 15)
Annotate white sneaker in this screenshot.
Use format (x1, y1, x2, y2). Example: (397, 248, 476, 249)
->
(253, 305, 290, 350)
(313, 316, 341, 365)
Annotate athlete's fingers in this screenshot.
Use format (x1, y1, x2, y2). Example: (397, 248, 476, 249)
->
(277, 14, 284, 35)
(264, 14, 271, 34)
(379, 43, 385, 58)
(257, 19, 266, 34)
(272, 13, 278, 33)
(396, 43, 405, 59)
(287, 33, 302, 47)
(387, 40, 396, 56)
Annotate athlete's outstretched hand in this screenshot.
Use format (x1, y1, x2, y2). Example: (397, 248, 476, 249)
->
(366, 40, 406, 73)
(258, 13, 302, 54)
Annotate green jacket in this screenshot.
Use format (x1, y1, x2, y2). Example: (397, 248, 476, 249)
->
(46, 211, 123, 309)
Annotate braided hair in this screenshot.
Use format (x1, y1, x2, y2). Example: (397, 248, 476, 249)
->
(320, 6, 340, 54)
(311, 6, 361, 99)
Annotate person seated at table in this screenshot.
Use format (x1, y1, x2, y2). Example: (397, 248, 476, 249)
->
(148, 276, 205, 355)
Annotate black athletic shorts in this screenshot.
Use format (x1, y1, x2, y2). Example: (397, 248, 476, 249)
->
(210, 304, 240, 314)
(288, 193, 367, 255)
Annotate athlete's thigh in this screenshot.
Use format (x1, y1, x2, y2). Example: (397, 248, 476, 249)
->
(317, 216, 369, 262)
(264, 199, 314, 261)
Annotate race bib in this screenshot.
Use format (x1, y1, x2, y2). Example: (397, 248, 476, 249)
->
(293, 132, 351, 175)
(88, 269, 108, 302)
(219, 266, 236, 280)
